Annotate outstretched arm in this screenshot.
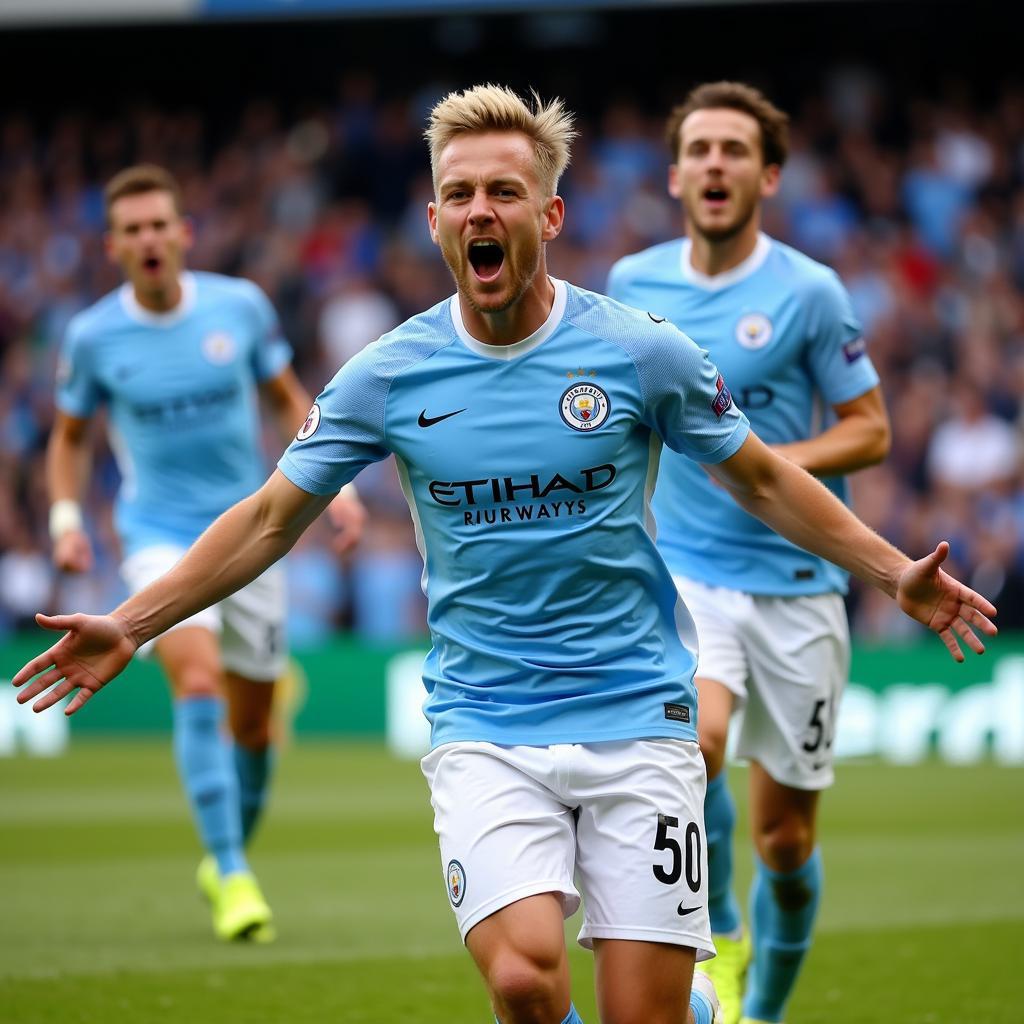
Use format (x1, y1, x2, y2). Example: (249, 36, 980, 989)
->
(12, 471, 333, 714)
(706, 432, 997, 661)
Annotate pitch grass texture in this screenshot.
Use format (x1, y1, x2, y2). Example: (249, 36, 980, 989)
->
(2, 742, 1021, 1023)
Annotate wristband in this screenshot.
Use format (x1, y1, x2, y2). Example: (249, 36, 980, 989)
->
(49, 499, 83, 542)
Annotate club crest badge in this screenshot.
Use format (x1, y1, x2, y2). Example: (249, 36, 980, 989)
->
(296, 403, 321, 440)
(735, 313, 773, 350)
(202, 331, 237, 364)
(446, 859, 466, 907)
(560, 383, 611, 432)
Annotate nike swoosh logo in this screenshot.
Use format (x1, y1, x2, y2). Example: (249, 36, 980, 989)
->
(677, 903, 701, 917)
(418, 408, 466, 428)
(647, 312, 667, 323)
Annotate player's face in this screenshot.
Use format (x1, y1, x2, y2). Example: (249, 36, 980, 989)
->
(105, 190, 192, 296)
(668, 108, 780, 242)
(428, 131, 563, 314)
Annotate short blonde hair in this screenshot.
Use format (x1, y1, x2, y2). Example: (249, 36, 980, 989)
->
(425, 83, 576, 197)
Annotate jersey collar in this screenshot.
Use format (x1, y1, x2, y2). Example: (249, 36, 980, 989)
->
(450, 277, 567, 360)
(679, 233, 772, 291)
(119, 272, 197, 327)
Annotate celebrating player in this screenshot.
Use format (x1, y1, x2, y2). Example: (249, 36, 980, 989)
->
(16, 89, 994, 1024)
(608, 81, 892, 1024)
(46, 165, 365, 942)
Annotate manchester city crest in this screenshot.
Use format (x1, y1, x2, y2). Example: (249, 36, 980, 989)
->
(735, 313, 773, 350)
(560, 382, 611, 432)
(202, 330, 237, 364)
(446, 859, 466, 907)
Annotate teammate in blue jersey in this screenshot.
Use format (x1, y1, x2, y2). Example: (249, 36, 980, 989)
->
(15, 89, 995, 1024)
(608, 82, 892, 1024)
(45, 165, 365, 943)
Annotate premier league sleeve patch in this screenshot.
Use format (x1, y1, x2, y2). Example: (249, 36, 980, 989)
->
(296, 403, 321, 441)
(446, 859, 466, 907)
(842, 337, 867, 363)
(711, 374, 733, 418)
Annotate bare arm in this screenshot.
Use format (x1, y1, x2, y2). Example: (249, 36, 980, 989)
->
(773, 385, 891, 476)
(46, 412, 94, 572)
(13, 471, 333, 714)
(707, 432, 997, 660)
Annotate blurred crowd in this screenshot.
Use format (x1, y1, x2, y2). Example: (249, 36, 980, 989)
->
(2, 67, 1024, 646)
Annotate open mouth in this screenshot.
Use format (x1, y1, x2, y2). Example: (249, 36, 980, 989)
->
(142, 255, 163, 274)
(467, 239, 505, 282)
(703, 187, 730, 206)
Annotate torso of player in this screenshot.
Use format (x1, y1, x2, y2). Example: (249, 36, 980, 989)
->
(60, 273, 283, 551)
(609, 234, 876, 596)
(281, 281, 750, 747)
(392, 299, 690, 746)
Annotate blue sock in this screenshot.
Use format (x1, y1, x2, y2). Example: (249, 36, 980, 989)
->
(172, 696, 247, 877)
(689, 987, 715, 1024)
(743, 847, 823, 1022)
(704, 773, 742, 934)
(234, 743, 273, 844)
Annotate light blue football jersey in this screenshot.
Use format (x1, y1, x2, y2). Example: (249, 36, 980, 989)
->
(279, 279, 749, 748)
(56, 271, 292, 555)
(608, 233, 879, 596)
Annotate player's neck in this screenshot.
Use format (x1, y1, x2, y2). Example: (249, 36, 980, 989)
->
(688, 219, 761, 278)
(132, 275, 184, 313)
(458, 272, 555, 347)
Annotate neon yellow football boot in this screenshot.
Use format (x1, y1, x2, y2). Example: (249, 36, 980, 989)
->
(705, 930, 752, 1024)
(213, 871, 274, 942)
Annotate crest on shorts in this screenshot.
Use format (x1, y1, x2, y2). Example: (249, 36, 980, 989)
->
(446, 859, 466, 907)
(735, 313, 773, 350)
(560, 383, 611, 432)
(296, 403, 321, 441)
(202, 331, 237, 364)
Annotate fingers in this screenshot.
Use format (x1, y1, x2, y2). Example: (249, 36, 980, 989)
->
(938, 627, 965, 664)
(960, 604, 998, 636)
(65, 688, 96, 716)
(36, 612, 78, 631)
(32, 678, 78, 713)
(11, 649, 61, 688)
(958, 588, 998, 621)
(951, 616, 986, 656)
(14, 666, 65, 703)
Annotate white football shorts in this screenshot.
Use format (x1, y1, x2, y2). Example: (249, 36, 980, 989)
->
(121, 544, 287, 682)
(421, 737, 714, 960)
(674, 575, 850, 790)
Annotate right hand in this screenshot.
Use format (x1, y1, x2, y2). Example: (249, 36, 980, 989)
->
(53, 529, 94, 573)
(11, 612, 138, 715)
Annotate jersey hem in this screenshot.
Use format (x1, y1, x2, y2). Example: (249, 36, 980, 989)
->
(428, 724, 699, 749)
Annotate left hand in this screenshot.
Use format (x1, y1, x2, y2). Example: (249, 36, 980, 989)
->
(896, 542, 998, 661)
(326, 492, 367, 556)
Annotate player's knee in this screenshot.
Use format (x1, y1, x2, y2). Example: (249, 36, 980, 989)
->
(755, 817, 815, 872)
(172, 666, 221, 700)
(487, 949, 562, 1021)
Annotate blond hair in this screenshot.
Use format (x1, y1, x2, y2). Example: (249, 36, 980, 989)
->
(425, 83, 576, 197)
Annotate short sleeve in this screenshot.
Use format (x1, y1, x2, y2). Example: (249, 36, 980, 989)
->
(245, 283, 293, 382)
(804, 271, 879, 405)
(277, 345, 392, 495)
(55, 317, 103, 417)
(638, 322, 750, 464)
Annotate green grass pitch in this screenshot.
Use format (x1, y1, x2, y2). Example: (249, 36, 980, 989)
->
(2, 741, 1021, 1023)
